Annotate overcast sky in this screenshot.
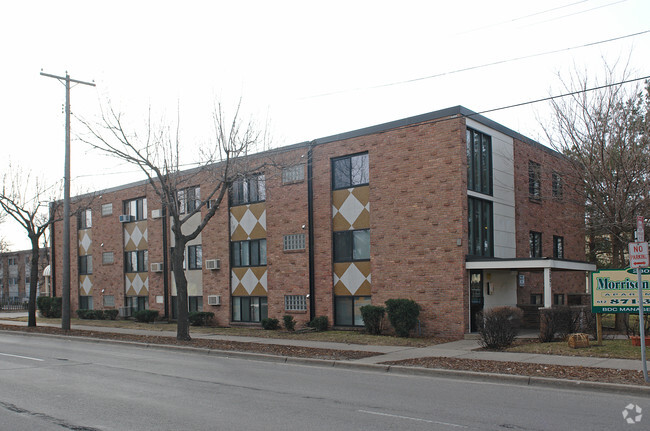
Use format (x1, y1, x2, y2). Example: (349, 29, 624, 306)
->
(1, 0, 649, 251)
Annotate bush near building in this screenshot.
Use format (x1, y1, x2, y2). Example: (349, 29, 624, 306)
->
(385, 299, 420, 338)
(360, 305, 385, 335)
(478, 306, 523, 350)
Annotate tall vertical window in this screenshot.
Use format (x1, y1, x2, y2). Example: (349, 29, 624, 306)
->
(124, 250, 148, 272)
(124, 197, 147, 221)
(232, 296, 268, 322)
(78, 209, 92, 229)
(79, 255, 93, 275)
(530, 231, 542, 258)
(528, 161, 541, 201)
(552, 172, 563, 199)
(466, 128, 492, 195)
(178, 186, 201, 214)
(231, 239, 267, 267)
(333, 230, 370, 262)
(553, 235, 564, 259)
(332, 153, 369, 190)
(231, 174, 265, 206)
(187, 245, 202, 269)
(468, 197, 493, 257)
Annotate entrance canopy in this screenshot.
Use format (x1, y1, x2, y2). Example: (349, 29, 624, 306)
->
(466, 257, 597, 308)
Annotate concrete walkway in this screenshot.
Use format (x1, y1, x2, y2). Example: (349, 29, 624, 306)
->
(0, 312, 647, 372)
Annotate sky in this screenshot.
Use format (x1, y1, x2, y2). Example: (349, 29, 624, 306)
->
(1, 0, 649, 251)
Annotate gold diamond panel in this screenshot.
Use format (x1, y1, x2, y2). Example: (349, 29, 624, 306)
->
(125, 273, 149, 296)
(79, 274, 93, 296)
(231, 266, 267, 296)
(230, 203, 266, 241)
(333, 261, 371, 296)
(332, 186, 370, 231)
(78, 230, 92, 255)
(124, 221, 148, 251)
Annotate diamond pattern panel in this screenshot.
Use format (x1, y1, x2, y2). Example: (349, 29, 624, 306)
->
(79, 275, 93, 296)
(125, 273, 149, 296)
(124, 221, 148, 251)
(332, 186, 369, 231)
(78, 230, 92, 255)
(333, 261, 371, 296)
(230, 203, 266, 241)
(231, 266, 268, 296)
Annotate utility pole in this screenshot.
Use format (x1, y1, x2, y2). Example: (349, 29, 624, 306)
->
(40, 70, 95, 331)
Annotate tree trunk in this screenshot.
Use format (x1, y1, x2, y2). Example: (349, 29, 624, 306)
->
(171, 240, 191, 341)
(27, 237, 40, 327)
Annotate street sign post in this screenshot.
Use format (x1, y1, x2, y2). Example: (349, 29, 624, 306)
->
(631, 215, 649, 383)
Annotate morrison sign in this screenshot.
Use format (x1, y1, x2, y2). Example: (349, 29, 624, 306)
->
(591, 268, 650, 313)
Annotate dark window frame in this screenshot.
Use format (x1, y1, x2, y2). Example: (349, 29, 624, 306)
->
(78, 255, 93, 275)
(552, 172, 563, 199)
(178, 186, 201, 214)
(466, 128, 493, 195)
(231, 296, 268, 323)
(231, 239, 267, 267)
(187, 245, 202, 270)
(123, 197, 147, 221)
(124, 250, 148, 273)
(553, 235, 564, 259)
(231, 174, 266, 206)
(528, 161, 542, 201)
(529, 231, 542, 258)
(554, 293, 565, 306)
(334, 296, 371, 326)
(467, 197, 494, 257)
(332, 153, 369, 190)
(333, 229, 370, 263)
(78, 208, 92, 230)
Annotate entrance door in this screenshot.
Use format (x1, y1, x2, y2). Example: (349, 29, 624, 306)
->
(469, 270, 484, 332)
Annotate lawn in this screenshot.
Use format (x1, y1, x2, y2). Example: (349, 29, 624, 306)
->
(507, 338, 650, 360)
(4, 315, 441, 347)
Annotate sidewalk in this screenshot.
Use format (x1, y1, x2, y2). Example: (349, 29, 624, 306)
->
(1, 312, 646, 372)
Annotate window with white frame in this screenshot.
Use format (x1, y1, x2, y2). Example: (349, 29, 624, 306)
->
(284, 295, 307, 311)
(283, 234, 305, 251)
(282, 164, 305, 184)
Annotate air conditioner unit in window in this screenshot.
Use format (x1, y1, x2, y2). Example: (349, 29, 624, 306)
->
(207, 295, 221, 305)
(205, 259, 220, 270)
(118, 306, 132, 318)
(119, 214, 133, 223)
(150, 262, 163, 272)
(151, 209, 162, 219)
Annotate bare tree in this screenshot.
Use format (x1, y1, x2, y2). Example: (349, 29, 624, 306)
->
(0, 166, 60, 326)
(0, 213, 9, 253)
(542, 62, 650, 268)
(78, 100, 268, 340)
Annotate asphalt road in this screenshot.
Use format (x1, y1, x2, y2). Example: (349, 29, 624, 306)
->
(0, 332, 647, 431)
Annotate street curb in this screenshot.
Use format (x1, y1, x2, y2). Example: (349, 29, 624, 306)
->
(2, 329, 650, 396)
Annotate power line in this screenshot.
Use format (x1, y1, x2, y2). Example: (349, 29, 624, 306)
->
(304, 29, 650, 99)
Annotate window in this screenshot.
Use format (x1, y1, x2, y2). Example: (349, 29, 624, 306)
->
(466, 128, 492, 195)
(285, 295, 307, 311)
(188, 245, 202, 270)
(282, 164, 305, 184)
(283, 234, 305, 251)
(103, 295, 115, 307)
(79, 255, 93, 275)
(189, 296, 203, 312)
(102, 252, 114, 265)
(231, 174, 266, 206)
(101, 203, 113, 216)
(553, 236, 564, 259)
(8, 257, 17, 266)
(528, 161, 541, 201)
(554, 294, 565, 306)
(530, 294, 543, 305)
(178, 186, 201, 214)
(231, 239, 267, 267)
(333, 229, 370, 262)
(468, 197, 493, 257)
(335, 296, 371, 326)
(332, 153, 369, 190)
(25, 276, 30, 285)
(529, 231, 542, 258)
(79, 296, 93, 310)
(552, 172, 563, 199)
(124, 250, 148, 273)
(126, 296, 148, 312)
(232, 296, 268, 322)
(78, 208, 92, 229)
(123, 197, 147, 221)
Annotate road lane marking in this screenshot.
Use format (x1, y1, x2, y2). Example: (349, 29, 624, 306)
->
(0, 353, 44, 362)
(358, 409, 467, 428)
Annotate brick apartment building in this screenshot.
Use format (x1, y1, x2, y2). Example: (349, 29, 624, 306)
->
(0, 248, 49, 303)
(49, 106, 595, 338)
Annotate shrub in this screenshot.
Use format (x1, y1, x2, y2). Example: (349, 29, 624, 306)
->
(477, 306, 523, 350)
(308, 316, 329, 332)
(76, 309, 104, 320)
(283, 315, 296, 331)
(539, 307, 575, 342)
(261, 317, 280, 330)
(103, 309, 119, 320)
(133, 309, 159, 323)
(37, 296, 62, 318)
(385, 299, 420, 337)
(360, 305, 385, 335)
(188, 311, 215, 326)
